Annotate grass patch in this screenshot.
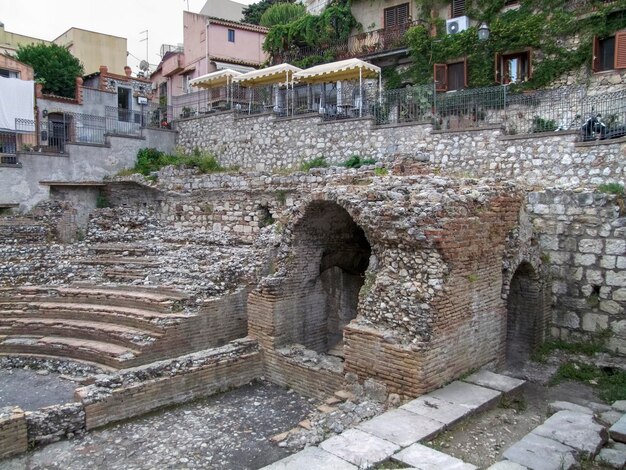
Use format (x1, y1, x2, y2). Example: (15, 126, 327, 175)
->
(121, 147, 232, 177)
(341, 155, 376, 168)
(597, 183, 624, 195)
(499, 395, 527, 412)
(299, 156, 328, 171)
(551, 361, 626, 403)
(532, 329, 612, 363)
(374, 167, 388, 176)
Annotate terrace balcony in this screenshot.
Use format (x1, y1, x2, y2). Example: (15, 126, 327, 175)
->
(274, 20, 424, 66)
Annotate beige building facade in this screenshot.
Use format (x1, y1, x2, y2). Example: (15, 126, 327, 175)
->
(0, 21, 49, 56)
(53, 28, 127, 75)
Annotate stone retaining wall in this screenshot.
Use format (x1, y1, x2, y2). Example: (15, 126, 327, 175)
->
(75, 338, 262, 430)
(25, 403, 85, 447)
(528, 189, 626, 352)
(176, 112, 625, 187)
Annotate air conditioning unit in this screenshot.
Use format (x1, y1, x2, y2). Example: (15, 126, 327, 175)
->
(446, 16, 469, 35)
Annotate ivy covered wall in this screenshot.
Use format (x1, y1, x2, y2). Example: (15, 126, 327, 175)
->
(403, 0, 626, 89)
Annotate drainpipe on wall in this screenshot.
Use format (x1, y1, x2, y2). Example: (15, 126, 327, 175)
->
(205, 18, 210, 76)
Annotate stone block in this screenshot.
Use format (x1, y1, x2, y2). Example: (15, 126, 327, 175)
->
(607, 270, 626, 287)
(579, 239, 603, 254)
(613, 288, 626, 301)
(392, 443, 477, 470)
(612, 401, 626, 412)
(486, 462, 528, 470)
(400, 396, 470, 427)
(598, 410, 623, 427)
(574, 253, 596, 266)
(582, 313, 609, 332)
(610, 414, 626, 443)
(427, 381, 502, 413)
(605, 239, 626, 255)
(531, 410, 607, 457)
(546, 401, 593, 416)
(503, 433, 577, 470)
(600, 300, 624, 314)
(357, 409, 444, 447)
(462, 370, 525, 395)
(261, 446, 357, 470)
(597, 448, 626, 469)
(319, 429, 399, 468)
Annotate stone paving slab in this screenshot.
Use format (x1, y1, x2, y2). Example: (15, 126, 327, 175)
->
(392, 443, 477, 470)
(319, 428, 400, 468)
(503, 433, 577, 470)
(531, 410, 607, 456)
(261, 446, 357, 470)
(547, 401, 594, 416)
(612, 401, 626, 413)
(597, 447, 626, 469)
(462, 370, 525, 394)
(426, 381, 502, 413)
(400, 395, 470, 427)
(357, 409, 444, 447)
(610, 414, 626, 444)
(486, 461, 528, 470)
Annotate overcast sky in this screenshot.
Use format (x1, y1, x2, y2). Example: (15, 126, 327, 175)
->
(0, 0, 255, 73)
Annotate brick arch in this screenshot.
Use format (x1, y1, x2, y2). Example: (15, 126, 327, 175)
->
(506, 261, 550, 366)
(286, 199, 372, 355)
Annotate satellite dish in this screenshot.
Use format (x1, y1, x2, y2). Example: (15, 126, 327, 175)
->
(139, 60, 150, 72)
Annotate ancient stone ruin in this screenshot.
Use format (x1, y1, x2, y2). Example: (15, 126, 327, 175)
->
(0, 127, 625, 466)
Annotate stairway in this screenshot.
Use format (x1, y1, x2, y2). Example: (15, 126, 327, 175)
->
(85, 243, 161, 282)
(0, 285, 190, 369)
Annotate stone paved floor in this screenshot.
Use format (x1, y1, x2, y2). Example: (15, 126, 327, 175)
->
(0, 368, 77, 411)
(1, 381, 315, 470)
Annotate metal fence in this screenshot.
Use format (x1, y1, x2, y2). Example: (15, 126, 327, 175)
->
(105, 106, 145, 136)
(372, 84, 435, 125)
(171, 88, 243, 118)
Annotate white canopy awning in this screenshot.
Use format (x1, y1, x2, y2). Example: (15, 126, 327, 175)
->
(233, 63, 302, 87)
(189, 69, 242, 89)
(212, 61, 255, 74)
(293, 58, 381, 84)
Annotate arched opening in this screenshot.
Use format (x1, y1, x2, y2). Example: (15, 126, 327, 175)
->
(291, 201, 371, 357)
(506, 262, 546, 367)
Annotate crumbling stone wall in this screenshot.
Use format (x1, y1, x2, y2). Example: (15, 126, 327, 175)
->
(528, 189, 626, 353)
(175, 111, 625, 187)
(25, 403, 85, 447)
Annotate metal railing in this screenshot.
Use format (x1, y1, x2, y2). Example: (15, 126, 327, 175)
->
(105, 106, 144, 136)
(372, 84, 435, 125)
(433, 85, 507, 131)
(274, 21, 423, 65)
(171, 88, 245, 119)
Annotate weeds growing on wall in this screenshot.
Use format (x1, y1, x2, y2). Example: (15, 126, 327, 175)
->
(404, 0, 626, 89)
(299, 156, 329, 171)
(551, 361, 626, 402)
(341, 155, 376, 168)
(123, 148, 236, 177)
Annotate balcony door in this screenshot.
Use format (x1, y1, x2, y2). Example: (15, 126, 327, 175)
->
(383, 3, 410, 49)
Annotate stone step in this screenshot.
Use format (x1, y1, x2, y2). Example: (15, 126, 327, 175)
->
(0, 317, 161, 348)
(88, 243, 149, 256)
(0, 301, 187, 331)
(0, 285, 187, 313)
(75, 256, 160, 267)
(0, 335, 140, 369)
(103, 268, 147, 282)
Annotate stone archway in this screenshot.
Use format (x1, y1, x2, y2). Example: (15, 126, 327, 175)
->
(506, 262, 547, 367)
(290, 200, 371, 356)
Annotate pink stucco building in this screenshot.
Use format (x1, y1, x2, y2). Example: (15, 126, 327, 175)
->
(151, 11, 268, 106)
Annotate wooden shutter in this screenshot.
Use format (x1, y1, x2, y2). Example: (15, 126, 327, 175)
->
(592, 35, 600, 72)
(398, 3, 409, 25)
(494, 53, 502, 84)
(615, 30, 626, 69)
(434, 63, 448, 92)
(527, 49, 533, 79)
(451, 0, 465, 17)
(384, 7, 396, 28)
(463, 56, 468, 88)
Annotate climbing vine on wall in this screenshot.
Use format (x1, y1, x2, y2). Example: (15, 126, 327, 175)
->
(263, 0, 359, 60)
(404, 0, 626, 89)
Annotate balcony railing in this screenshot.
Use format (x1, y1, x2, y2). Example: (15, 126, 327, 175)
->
(274, 20, 423, 65)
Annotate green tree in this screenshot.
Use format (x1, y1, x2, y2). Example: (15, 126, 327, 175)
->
(16, 43, 84, 98)
(260, 2, 306, 27)
(243, 0, 295, 25)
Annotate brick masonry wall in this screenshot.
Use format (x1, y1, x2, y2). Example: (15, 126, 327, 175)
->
(527, 189, 626, 353)
(75, 339, 262, 430)
(0, 407, 28, 460)
(175, 111, 625, 187)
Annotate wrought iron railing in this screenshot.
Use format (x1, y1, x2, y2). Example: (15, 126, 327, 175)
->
(433, 85, 507, 131)
(274, 21, 423, 65)
(373, 84, 435, 125)
(171, 88, 246, 119)
(105, 106, 144, 136)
